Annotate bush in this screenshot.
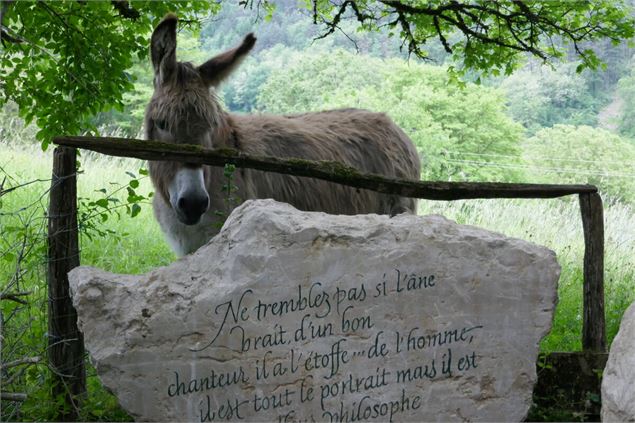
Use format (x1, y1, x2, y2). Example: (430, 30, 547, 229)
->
(522, 125, 635, 203)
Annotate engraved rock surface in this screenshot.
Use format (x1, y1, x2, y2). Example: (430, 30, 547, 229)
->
(70, 199, 560, 422)
(602, 301, 635, 422)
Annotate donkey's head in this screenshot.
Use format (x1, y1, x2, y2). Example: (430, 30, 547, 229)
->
(145, 14, 255, 225)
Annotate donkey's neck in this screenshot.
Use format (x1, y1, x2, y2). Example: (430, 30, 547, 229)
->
(208, 109, 237, 150)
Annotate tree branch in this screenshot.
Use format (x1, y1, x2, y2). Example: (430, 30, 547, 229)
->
(433, 16, 452, 53)
(0, 0, 22, 45)
(314, 0, 371, 44)
(0, 28, 21, 45)
(311, 0, 633, 68)
(1, 392, 27, 402)
(0, 291, 32, 305)
(111, 0, 139, 20)
(1, 356, 41, 371)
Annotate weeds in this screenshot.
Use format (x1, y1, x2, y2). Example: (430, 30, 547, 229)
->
(0, 144, 168, 420)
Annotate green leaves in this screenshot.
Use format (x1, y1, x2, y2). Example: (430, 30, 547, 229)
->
(212, 163, 240, 229)
(78, 169, 150, 240)
(1, 1, 213, 148)
(95, 199, 109, 208)
(130, 203, 142, 218)
(221, 163, 239, 208)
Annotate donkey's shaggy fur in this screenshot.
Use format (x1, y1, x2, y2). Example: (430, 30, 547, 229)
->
(146, 14, 421, 256)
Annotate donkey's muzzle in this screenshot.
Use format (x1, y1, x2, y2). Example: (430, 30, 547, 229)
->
(176, 194, 209, 225)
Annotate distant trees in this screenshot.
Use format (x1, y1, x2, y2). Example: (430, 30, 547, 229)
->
(501, 64, 603, 134)
(257, 50, 524, 182)
(616, 63, 635, 138)
(523, 125, 635, 202)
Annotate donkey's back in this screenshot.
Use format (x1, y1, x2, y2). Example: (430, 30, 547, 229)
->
(232, 108, 420, 215)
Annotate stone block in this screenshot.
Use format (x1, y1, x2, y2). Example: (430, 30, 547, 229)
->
(70, 199, 559, 422)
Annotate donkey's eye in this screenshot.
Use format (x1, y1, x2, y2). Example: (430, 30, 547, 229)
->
(155, 119, 168, 132)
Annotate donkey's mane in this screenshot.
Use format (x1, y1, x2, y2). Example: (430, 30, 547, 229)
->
(174, 62, 200, 85)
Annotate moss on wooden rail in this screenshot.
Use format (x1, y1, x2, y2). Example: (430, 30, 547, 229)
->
(54, 135, 597, 201)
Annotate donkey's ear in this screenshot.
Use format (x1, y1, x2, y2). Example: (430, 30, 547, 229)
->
(198, 33, 256, 87)
(151, 13, 178, 84)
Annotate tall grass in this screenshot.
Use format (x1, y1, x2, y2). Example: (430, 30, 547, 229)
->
(2, 143, 174, 271)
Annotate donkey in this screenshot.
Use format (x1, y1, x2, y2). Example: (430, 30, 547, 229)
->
(146, 14, 421, 256)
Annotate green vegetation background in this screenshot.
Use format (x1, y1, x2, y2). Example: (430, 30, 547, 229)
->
(1, 1, 635, 421)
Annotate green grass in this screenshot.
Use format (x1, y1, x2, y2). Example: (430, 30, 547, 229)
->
(1, 142, 634, 420)
(2, 143, 175, 272)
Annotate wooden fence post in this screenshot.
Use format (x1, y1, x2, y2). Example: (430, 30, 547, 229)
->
(579, 192, 606, 352)
(48, 147, 85, 420)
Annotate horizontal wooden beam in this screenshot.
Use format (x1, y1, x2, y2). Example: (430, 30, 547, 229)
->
(54, 136, 597, 201)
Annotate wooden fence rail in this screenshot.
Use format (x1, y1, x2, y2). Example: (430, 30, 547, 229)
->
(48, 136, 606, 418)
(55, 136, 597, 200)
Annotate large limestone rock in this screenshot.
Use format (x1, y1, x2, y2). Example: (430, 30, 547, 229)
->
(70, 199, 559, 422)
(602, 301, 635, 421)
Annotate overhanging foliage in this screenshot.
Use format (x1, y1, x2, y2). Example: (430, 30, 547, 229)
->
(302, 0, 635, 74)
(0, 1, 215, 148)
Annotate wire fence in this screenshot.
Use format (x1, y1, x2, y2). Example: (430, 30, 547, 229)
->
(445, 159, 635, 178)
(1, 169, 53, 420)
(444, 151, 635, 166)
(0, 164, 137, 420)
